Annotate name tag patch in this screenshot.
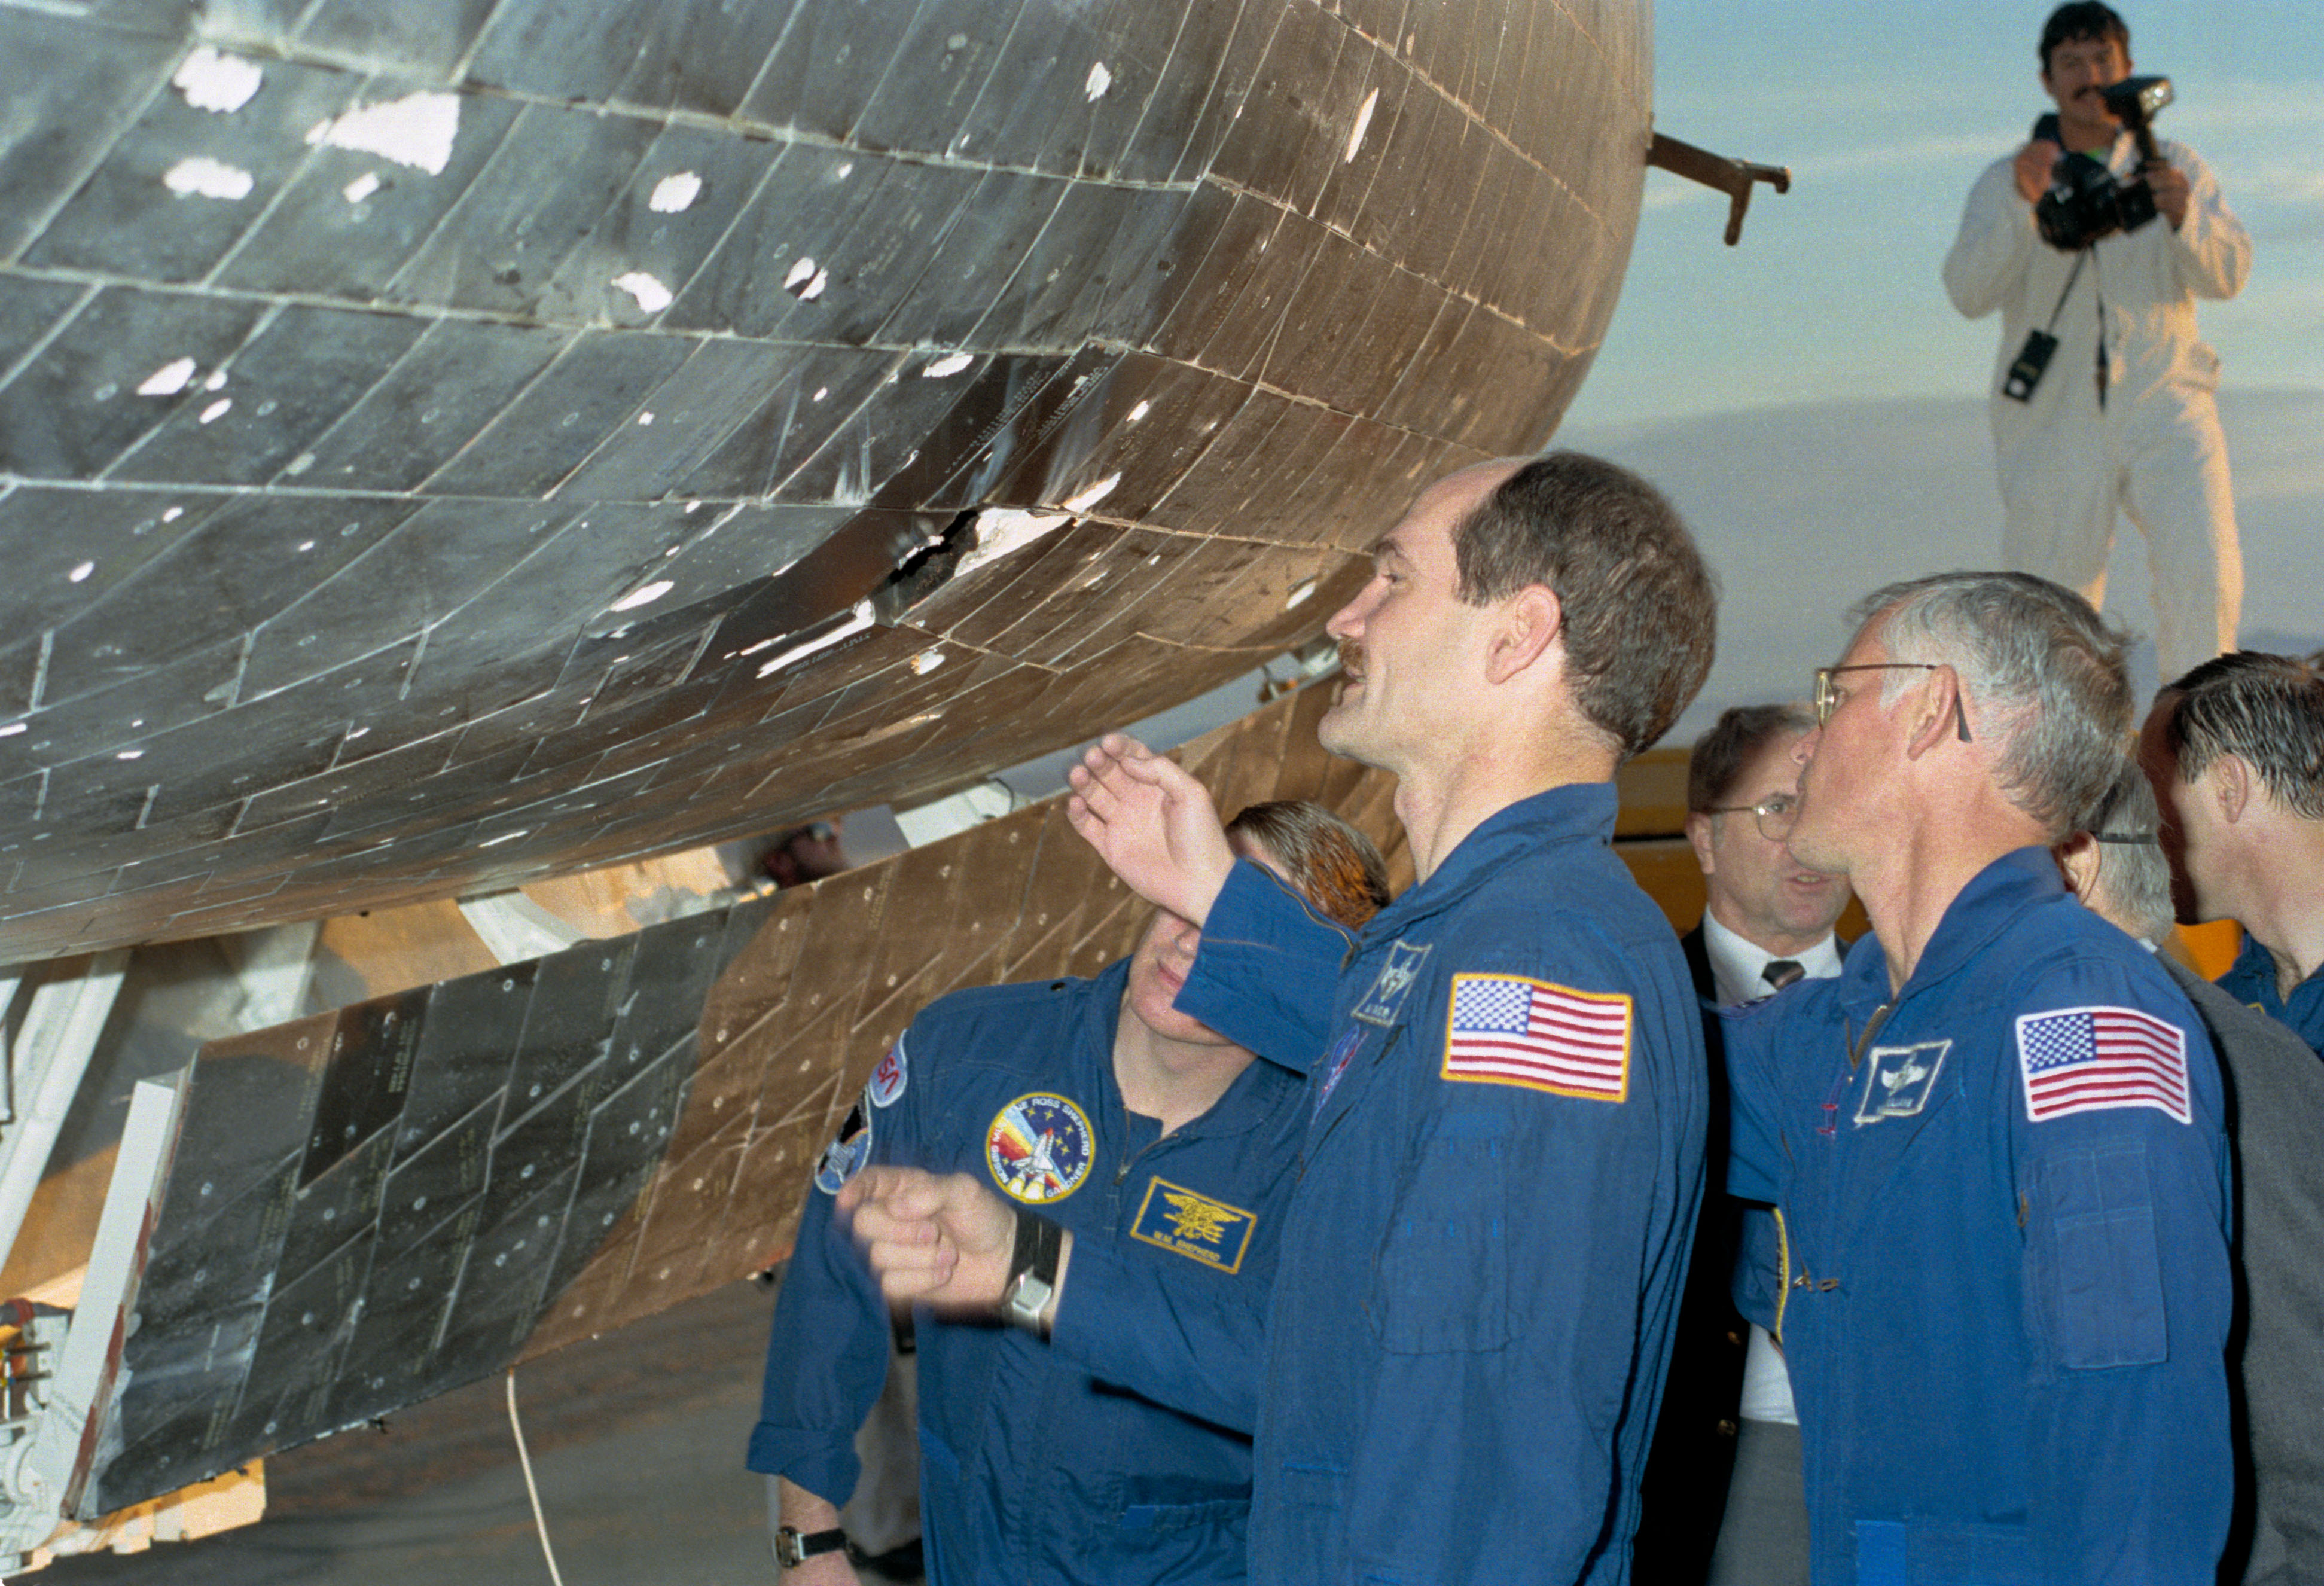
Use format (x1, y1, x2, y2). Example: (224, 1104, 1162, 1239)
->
(986, 1092, 1096, 1204)
(813, 1101, 873, 1195)
(1354, 940, 1431, 1026)
(1130, 1177, 1257, 1273)
(1854, 1040, 1951, 1125)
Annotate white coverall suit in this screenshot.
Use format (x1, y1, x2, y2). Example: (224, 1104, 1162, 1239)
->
(1942, 130, 2250, 682)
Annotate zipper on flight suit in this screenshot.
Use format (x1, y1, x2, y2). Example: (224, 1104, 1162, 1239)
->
(1846, 1002, 1895, 1070)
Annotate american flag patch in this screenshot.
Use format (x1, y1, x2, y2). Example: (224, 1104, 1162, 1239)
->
(2016, 1005, 2191, 1124)
(1442, 974, 1631, 1101)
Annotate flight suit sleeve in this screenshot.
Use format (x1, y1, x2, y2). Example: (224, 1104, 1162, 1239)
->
(1731, 1204, 1787, 1337)
(1174, 856, 1354, 1071)
(2166, 143, 2250, 301)
(1047, 1230, 1268, 1435)
(1337, 925, 1706, 1582)
(1720, 996, 1789, 1205)
(2008, 962, 2235, 1578)
(744, 1037, 920, 1502)
(1943, 155, 2039, 319)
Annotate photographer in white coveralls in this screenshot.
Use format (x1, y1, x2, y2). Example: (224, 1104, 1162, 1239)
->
(1942, 1, 2249, 684)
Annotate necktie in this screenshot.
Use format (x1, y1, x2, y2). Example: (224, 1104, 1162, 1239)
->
(1762, 959, 1805, 991)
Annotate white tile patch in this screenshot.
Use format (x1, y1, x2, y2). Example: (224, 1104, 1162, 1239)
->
(649, 172, 702, 212)
(173, 47, 263, 114)
(163, 157, 254, 201)
(613, 272, 673, 312)
(306, 92, 461, 175)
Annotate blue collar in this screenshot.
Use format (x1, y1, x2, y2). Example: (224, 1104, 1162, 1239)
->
(2228, 931, 2324, 1009)
(1365, 782, 1619, 940)
(1835, 847, 2066, 1014)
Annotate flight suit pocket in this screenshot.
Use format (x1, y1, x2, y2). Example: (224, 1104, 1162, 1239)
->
(1368, 1118, 1508, 1353)
(1855, 1517, 2035, 1585)
(2037, 1140, 2166, 1368)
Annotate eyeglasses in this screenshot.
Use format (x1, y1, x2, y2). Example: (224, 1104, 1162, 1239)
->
(1704, 791, 1802, 843)
(1814, 663, 1973, 743)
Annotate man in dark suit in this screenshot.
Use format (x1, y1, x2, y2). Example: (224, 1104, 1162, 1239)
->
(1636, 705, 1851, 1586)
(2060, 760, 2324, 1585)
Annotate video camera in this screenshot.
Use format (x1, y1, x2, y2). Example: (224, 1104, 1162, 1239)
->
(2035, 75, 2174, 251)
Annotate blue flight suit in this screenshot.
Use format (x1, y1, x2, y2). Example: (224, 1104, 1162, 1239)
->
(1054, 783, 1707, 1584)
(747, 958, 1306, 1586)
(1723, 850, 2234, 1584)
(2217, 931, 2324, 1057)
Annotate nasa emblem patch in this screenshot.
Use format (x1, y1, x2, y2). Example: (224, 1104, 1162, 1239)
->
(866, 1036, 908, 1108)
(986, 1093, 1095, 1204)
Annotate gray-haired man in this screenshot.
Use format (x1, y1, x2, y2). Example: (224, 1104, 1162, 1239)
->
(1723, 571, 2234, 1579)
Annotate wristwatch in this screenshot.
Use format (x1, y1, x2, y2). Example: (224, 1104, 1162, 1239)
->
(774, 1525, 849, 1569)
(999, 1207, 1063, 1339)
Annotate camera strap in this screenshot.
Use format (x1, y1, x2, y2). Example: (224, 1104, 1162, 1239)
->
(2091, 255, 2108, 408)
(2041, 252, 2087, 335)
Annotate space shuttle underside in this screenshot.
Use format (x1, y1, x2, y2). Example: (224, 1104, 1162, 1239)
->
(77, 680, 1406, 1515)
(0, 0, 1658, 1557)
(0, 0, 1649, 966)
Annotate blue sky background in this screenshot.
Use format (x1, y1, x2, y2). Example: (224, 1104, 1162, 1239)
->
(1560, 0, 2323, 739)
(852, 2, 2318, 850)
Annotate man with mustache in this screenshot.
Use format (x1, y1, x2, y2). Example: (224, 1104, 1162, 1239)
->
(843, 452, 1718, 1584)
(1942, 1, 2250, 684)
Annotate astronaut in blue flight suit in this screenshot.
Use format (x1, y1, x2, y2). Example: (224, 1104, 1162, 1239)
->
(748, 800, 1389, 1585)
(843, 453, 1721, 1585)
(1722, 572, 2234, 1584)
(2140, 651, 2324, 1057)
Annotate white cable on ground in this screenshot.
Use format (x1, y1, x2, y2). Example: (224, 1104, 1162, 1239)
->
(506, 1368, 566, 1586)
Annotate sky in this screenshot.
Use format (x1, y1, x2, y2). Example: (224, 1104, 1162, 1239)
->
(853, 2, 2322, 853)
(1558, 0, 2324, 739)
(1567, 0, 2323, 424)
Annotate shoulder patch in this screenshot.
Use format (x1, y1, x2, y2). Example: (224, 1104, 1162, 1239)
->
(1353, 940, 1431, 1026)
(1130, 1178, 1257, 1273)
(985, 1093, 1095, 1204)
(2017, 1005, 2191, 1124)
(1442, 972, 1630, 1102)
(812, 1102, 873, 1195)
(866, 1035, 907, 1108)
(1854, 1040, 1951, 1125)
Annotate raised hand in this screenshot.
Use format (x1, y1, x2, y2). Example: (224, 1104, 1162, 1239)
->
(2145, 160, 2189, 229)
(837, 1166, 1016, 1311)
(2014, 138, 2063, 205)
(1064, 734, 1236, 926)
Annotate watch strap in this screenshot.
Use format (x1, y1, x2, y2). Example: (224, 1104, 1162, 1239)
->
(1000, 1209, 1063, 1338)
(775, 1524, 849, 1568)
